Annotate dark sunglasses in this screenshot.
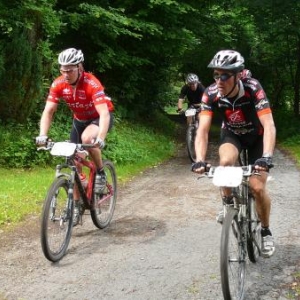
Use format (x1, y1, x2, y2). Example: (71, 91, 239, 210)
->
(213, 73, 234, 82)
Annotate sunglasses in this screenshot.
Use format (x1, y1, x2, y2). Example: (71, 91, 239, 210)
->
(213, 73, 234, 82)
(60, 67, 78, 75)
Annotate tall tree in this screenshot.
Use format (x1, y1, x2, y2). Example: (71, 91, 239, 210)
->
(0, 0, 61, 123)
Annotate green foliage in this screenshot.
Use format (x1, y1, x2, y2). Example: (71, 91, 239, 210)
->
(0, 107, 177, 169)
(0, 0, 62, 123)
(274, 110, 300, 145)
(0, 168, 52, 226)
(0, 112, 177, 227)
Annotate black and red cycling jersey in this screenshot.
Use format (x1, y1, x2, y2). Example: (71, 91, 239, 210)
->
(47, 71, 114, 121)
(179, 82, 206, 106)
(200, 77, 272, 135)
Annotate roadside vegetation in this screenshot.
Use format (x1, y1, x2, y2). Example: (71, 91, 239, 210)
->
(1, 1, 300, 233)
(1, 106, 299, 231)
(0, 109, 179, 230)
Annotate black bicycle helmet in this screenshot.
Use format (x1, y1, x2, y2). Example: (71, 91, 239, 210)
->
(208, 50, 244, 73)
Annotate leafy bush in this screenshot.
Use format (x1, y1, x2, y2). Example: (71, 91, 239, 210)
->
(273, 110, 300, 142)
(0, 108, 177, 169)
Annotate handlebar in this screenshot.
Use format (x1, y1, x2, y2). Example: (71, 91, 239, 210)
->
(37, 141, 100, 158)
(205, 165, 254, 178)
(37, 141, 99, 151)
(177, 106, 201, 113)
(199, 165, 255, 187)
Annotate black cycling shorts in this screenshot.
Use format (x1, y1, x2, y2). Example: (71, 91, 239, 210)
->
(220, 129, 263, 164)
(70, 112, 114, 143)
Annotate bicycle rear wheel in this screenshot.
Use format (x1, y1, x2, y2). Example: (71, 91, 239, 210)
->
(40, 177, 73, 262)
(91, 160, 117, 229)
(186, 125, 196, 162)
(220, 207, 246, 300)
(247, 196, 261, 263)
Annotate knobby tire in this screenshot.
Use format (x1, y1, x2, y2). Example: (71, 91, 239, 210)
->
(186, 125, 196, 163)
(247, 196, 261, 263)
(91, 160, 117, 229)
(40, 177, 73, 262)
(220, 208, 246, 300)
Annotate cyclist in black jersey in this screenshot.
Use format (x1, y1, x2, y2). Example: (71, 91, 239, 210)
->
(192, 50, 276, 258)
(177, 73, 205, 125)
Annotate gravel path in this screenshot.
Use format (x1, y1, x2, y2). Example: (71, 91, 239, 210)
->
(0, 132, 299, 300)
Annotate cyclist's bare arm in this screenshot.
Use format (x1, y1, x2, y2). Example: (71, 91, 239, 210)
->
(95, 103, 110, 141)
(193, 113, 212, 172)
(39, 101, 58, 136)
(259, 113, 276, 156)
(177, 98, 185, 111)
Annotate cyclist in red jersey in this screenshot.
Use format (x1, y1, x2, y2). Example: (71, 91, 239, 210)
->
(192, 50, 276, 258)
(36, 48, 114, 226)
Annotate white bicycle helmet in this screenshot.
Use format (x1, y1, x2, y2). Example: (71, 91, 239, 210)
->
(58, 48, 84, 66)
(186, 73, 199, 84)
(208, 50, 244, 72)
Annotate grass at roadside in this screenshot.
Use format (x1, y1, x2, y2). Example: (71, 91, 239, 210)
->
(278, 144, 300, 167)
(2, 109, 300, 232)
(0, 117, 178, 230)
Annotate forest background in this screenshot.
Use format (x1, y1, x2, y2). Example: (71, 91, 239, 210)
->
(0, 0, 300, 226)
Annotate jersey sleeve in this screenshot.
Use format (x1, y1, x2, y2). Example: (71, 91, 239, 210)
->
(46, 78, 64, 104)
(179, 85, 188, 99)
(199, 87, 214, 116)
(90, 76, 114, 111)
(247, 78, 272, 117)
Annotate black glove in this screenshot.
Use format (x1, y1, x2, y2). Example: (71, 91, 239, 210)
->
(191, 161, 209, 172)
(254, 156, 274, 170)
(176, 108, 184, 115)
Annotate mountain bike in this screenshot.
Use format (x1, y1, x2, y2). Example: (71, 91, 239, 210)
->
(206, 155, 261, 300)
(38, 140, 117, 262)
(184, 105, 200, 162)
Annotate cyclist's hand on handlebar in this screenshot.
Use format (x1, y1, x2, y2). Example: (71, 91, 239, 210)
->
(93, 137, 105, 149)
(191, 161, 210, 173)
(35, 135, 48, 146)
(176, 108, 184, 115)
(254, 156, 273, 171)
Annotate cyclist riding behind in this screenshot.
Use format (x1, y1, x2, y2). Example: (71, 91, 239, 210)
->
(192, 50, 276, 258)
(177, 73, 205, 125)
(36, 48, 114, 226)
(241, 68, 252, 79)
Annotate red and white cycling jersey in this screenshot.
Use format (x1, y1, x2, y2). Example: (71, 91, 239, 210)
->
(47, 72, 114, 121)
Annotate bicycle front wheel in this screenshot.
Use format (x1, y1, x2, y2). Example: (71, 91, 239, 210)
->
(220, 208, 246, 300)
(91, 160, 117, 229)
(40, 177, 73, 262)
(186, 125, 196, 162)
(247, 196, 261, 263)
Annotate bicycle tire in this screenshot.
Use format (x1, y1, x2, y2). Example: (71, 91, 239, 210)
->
(40, 177, 73, 262)
(91, 160, 117, 229)
(186, 125, 196, 162)
(247, 196, 261, 263)
(220, 207, 246, 300)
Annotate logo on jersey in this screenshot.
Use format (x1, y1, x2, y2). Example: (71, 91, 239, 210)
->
(256, 90, 265, 100)
(62, 88, 72, 95)
(225, 109, 246, 124)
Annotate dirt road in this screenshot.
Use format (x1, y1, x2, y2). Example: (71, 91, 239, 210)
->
(0, 123, 300, 300)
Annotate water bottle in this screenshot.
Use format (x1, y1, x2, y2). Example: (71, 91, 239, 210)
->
(79, 173, 88, 189)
